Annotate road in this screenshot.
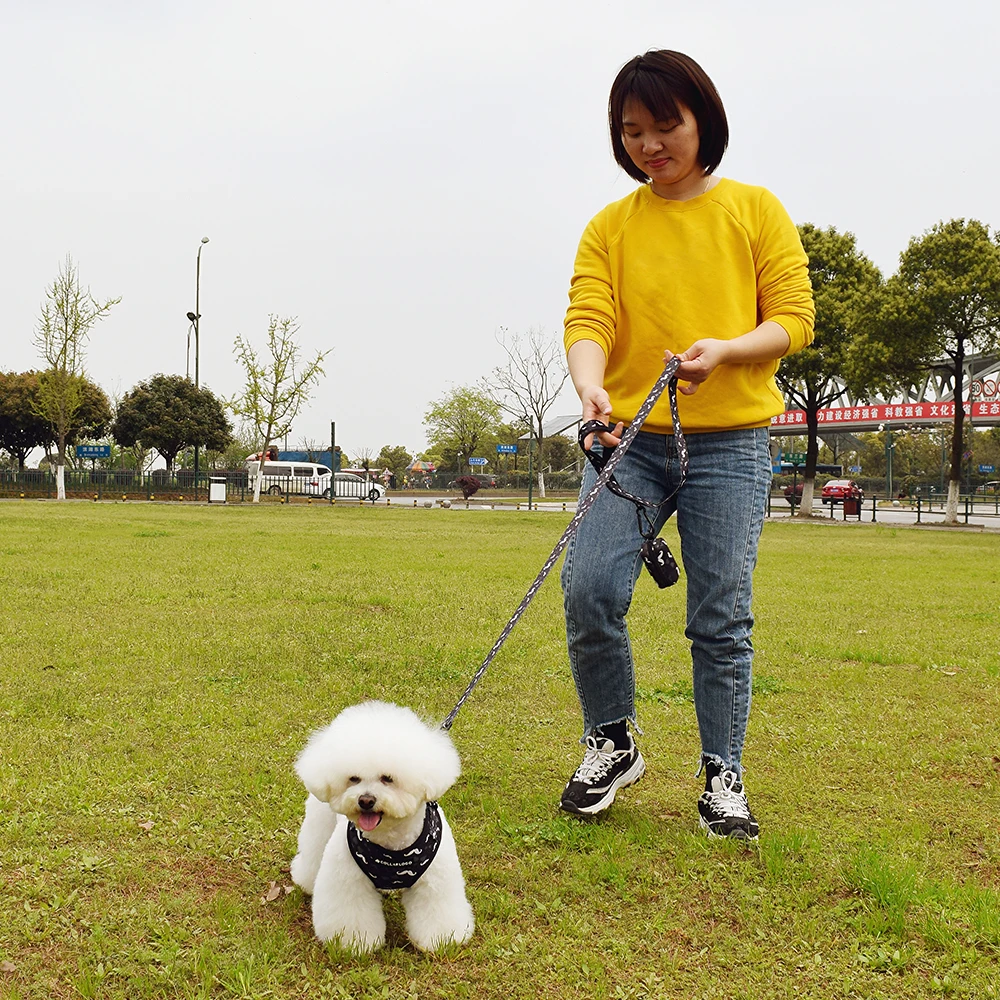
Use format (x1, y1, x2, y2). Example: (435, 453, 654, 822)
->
(393, 493, 1000, 530)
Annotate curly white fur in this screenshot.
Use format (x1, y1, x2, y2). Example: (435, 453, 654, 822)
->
(290, 701, 475, 953)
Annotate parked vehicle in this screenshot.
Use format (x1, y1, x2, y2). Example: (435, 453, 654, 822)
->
(821, 479, 864, 504)
(782, 482, 804, 500)
(246, 460, 332, 496)
(245, 459, 386, 500)
(333, 472, 385, 501)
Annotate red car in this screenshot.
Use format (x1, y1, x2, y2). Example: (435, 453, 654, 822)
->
(821, 479, 864, 505)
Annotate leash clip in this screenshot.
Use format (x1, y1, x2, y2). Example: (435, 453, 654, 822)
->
(577, 416, 683, 589)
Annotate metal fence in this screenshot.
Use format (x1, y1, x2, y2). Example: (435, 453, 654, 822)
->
(0, 469, 244, 501)
(769, 490, 1000, 524)
(0, 469, 396, 504)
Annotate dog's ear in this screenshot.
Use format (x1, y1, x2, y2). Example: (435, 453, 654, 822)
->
(416, 733, 462, 801)
(295, 740, 338, 803)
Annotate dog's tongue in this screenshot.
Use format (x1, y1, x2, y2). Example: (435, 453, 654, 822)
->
(357, 811, 382, 832)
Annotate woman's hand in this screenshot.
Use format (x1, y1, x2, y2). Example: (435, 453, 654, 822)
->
(664, 339, 729, 395)
(580, 384, 624, 448)
(664, 324, 791, 394)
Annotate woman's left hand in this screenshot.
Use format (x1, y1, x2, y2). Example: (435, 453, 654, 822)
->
(664, 339, 729, 395)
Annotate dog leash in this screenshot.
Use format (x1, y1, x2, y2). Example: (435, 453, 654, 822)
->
(440, 356, 688, 731)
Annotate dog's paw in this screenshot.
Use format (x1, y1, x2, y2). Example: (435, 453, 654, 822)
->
(408, 926, 474, 953)
(315, 916, 386, 953)
(407, 912, 475, 952)
(327, 929, 384, 954)
(289, 854, 314, 896)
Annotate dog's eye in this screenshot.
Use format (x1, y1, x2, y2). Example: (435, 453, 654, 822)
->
(380, 775, 393, 784)
(348, 776, 361, 784)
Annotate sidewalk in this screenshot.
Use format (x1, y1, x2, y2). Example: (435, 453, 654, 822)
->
(767, 497, 1000, 530)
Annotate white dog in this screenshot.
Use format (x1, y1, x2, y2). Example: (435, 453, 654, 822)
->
(290, 701, 475, 953)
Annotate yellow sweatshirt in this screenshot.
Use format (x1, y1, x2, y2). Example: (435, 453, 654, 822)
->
(564, 178, 815, 434)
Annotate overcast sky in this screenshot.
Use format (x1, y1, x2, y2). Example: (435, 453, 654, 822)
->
(3, 0, 998, 461)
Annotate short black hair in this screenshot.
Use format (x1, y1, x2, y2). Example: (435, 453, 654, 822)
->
(609, 50, 729, 183)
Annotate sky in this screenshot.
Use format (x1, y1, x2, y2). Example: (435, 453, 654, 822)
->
(3, 0, 998, 463)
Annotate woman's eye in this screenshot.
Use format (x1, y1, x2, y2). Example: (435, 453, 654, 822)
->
(380, 775, 394, 784)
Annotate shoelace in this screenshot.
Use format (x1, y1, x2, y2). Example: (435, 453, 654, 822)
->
(573, 736, 624, 783)
(704, 771, 751, 819)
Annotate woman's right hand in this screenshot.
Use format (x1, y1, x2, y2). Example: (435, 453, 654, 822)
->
(580, 385, 624, 448)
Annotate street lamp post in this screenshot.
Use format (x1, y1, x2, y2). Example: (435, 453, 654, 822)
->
(188, 237, 209, 494)
(185, 318, 194, 381)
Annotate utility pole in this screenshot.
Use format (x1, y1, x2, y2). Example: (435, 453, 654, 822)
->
(192, 237, 209, 495)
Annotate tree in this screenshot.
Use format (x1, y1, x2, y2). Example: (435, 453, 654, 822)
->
(64, 377, 112, 452)
(113, 374, 231, 472)
(423, 386, 501, 468)
(776, 226, 883, 516)
(0, 371, 50, 470)
(453, 476, 481, 500)
(298, 436, 324, 462)
(33, 255, 120, 498)
(541, 432, 578, 472)
(876, 219, 1000, 522)
(352, 447, 377, 475)
(34, 374, 111, 469)
(426, 418, 527, 480)
(485, 327, 570, 497)
(230, 316, 330, 502)
(220, 422, 261, 470)
(375, 445, 412, 483)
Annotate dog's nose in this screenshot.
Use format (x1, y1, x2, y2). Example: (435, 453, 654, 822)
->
(358, 793, 376, 811)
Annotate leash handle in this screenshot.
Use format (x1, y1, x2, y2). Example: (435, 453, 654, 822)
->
(441, 357, 684, 731)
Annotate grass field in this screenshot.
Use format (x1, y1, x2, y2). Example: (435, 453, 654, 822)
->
(1, 501, 998, 999)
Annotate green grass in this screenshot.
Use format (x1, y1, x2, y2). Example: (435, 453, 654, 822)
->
(1, 501, 999, 999)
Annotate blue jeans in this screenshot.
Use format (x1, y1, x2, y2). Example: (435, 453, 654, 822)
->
(560, 427, 772, 778)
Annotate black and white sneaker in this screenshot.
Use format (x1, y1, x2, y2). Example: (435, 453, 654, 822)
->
(698, 770, 760, 840)
(560, 734, 645, 816)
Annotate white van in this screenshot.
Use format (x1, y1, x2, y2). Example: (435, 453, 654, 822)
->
(246, 460, 332, 497)
(245, 460, 385, 500)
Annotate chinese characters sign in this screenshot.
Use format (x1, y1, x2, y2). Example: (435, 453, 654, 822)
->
(772, 400, 1000, 429)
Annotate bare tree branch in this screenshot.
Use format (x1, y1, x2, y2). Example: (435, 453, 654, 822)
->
(484, 327, 570, 496)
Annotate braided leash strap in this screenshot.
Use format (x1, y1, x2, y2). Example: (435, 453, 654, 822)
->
(441, 356, 686, 731)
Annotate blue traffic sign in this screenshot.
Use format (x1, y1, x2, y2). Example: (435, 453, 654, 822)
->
(76, 444, 110, 458)
(979, 464, 995, 473)
(468, 457, 488, 466)
(496, 444, 517, 454)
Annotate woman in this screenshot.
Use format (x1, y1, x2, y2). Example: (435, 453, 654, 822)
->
(559, 50, 814, 839)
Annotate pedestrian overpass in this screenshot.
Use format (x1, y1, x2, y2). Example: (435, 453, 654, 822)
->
(770, 351, 1000, 436)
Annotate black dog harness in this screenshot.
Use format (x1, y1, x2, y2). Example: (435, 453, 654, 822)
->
(347, 801, 443, 891)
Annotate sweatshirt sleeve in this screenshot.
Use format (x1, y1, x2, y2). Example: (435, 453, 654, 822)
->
(754, 190, 815, 355)
(564, 212, 616, 359)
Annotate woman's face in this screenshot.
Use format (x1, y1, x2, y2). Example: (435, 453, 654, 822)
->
(621, 98, 704, 196)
